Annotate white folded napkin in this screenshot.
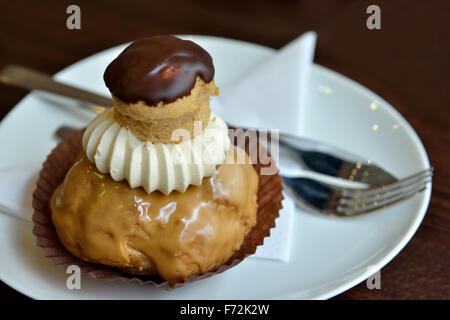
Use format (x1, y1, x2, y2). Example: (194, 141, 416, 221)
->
(0, 32, 317, 263)
(214, 32, 317, 261)
(215, 31, 317, 135)
(0, 164, 40, 222)
(253, 193, 294, 262)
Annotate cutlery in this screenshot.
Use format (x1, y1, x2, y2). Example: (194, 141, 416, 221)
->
(283, 168, 432, 216)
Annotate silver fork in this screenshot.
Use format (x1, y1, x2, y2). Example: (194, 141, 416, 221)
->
(283, 168, 433, 216)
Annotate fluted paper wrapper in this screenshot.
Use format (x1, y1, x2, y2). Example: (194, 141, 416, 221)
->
(32, 130, 283, 290)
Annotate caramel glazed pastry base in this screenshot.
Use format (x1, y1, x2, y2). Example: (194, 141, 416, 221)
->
(50, 147, 258, 285)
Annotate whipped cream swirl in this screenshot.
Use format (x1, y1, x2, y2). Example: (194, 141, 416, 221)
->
(82, 108, 230, 195)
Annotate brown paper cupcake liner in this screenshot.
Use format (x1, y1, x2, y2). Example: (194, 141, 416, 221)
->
(32, 129, 284, 290)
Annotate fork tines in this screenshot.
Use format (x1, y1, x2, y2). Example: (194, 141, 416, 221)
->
(330, 168, 433, 216)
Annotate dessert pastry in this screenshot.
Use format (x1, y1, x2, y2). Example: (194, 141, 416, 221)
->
(48, 35, 260, 285)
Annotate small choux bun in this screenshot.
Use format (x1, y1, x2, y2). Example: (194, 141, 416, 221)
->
(113, 77, 219, 143)
(103, 35, 219, 143)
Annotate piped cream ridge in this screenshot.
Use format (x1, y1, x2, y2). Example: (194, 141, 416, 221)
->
(82, 108, 230, 195)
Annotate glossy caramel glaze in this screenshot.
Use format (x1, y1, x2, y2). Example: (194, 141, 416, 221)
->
(50, 147, 258, 284)
(104, 35, 214, 106)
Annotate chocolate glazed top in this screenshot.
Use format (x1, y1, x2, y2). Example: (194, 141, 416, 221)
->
(104, 35, 215, 106)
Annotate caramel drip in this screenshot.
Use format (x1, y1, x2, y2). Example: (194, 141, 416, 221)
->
(104, 35, 215, 106)
(50, 147, 258, 284)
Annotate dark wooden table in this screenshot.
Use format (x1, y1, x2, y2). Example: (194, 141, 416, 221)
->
(0, 0, 448, 300)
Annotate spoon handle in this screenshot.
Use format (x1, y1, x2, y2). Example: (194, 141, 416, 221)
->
(0, 64, 113, 107)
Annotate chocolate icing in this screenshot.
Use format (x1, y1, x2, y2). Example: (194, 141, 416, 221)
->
(104, 35, 215, 106)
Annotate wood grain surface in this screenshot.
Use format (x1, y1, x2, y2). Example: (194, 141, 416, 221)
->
(0, 0, 448, 300)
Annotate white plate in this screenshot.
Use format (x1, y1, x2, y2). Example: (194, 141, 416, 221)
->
(0, 36, 431, 299)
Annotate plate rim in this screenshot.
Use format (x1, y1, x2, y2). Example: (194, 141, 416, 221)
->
(0, 35, 432, 300)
